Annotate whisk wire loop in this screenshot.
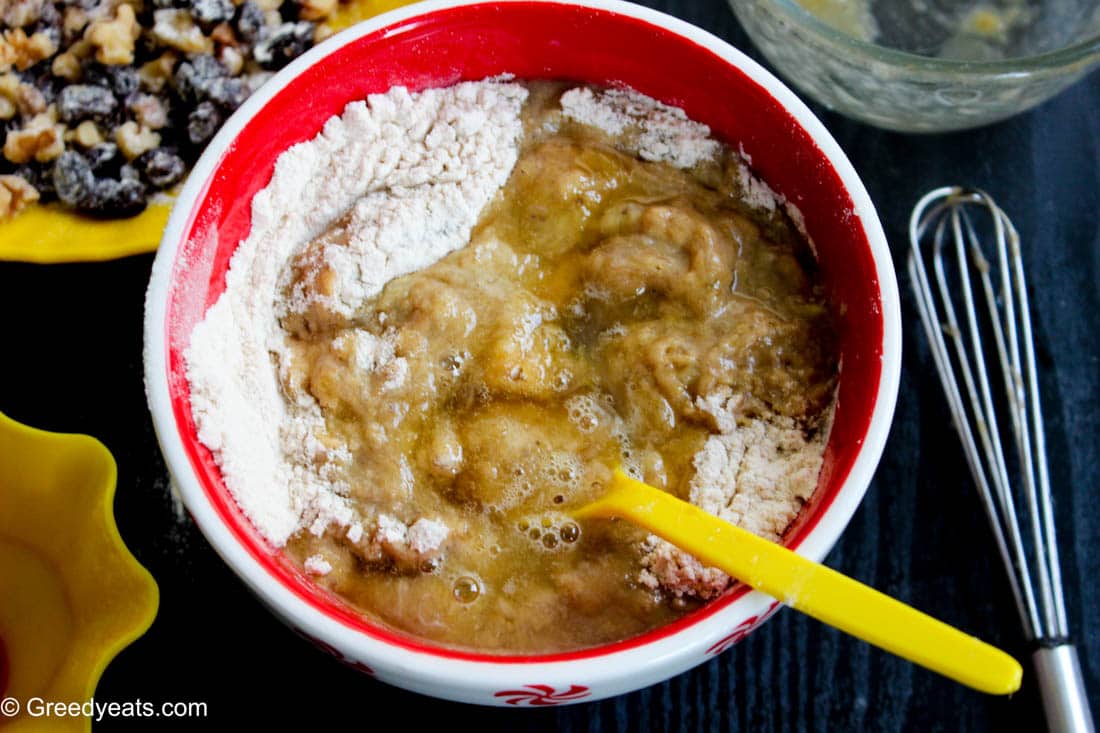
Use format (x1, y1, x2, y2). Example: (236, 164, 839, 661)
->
(909, 189, 1040, 638)
(909, 187, 1092, 732)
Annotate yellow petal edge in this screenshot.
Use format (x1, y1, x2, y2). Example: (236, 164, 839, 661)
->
(0, 202, 172, 264)
(0, 411, 159, 732)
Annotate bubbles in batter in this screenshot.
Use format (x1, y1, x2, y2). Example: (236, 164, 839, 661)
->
(515, 512, 579, 551)
(453, 576, 481, 603)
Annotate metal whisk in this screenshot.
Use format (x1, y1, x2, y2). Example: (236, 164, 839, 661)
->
(908, 187, 1094, 732)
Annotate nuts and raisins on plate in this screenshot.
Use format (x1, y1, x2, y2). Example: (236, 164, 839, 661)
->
(0, 0, 340, 219)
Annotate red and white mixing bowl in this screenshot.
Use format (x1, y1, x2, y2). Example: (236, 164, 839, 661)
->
(144, 0, 901, 706)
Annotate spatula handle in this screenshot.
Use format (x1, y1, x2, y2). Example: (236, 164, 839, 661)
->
(578, 470, 1023, 695)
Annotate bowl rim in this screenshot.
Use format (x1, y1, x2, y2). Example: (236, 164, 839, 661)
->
(143, 0, 902, 703)
(735, 0, 1100, 75)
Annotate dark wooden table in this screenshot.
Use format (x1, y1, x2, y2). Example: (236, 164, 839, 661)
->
(1, 0, 1097, 729)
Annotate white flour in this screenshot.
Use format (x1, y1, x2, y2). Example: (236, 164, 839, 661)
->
(561, 87, 719, 169)
(187, 80, 527, 547)
(186, 79, 829, 599)
(304, 554, 333, 576)
(640, 393, 832, 599)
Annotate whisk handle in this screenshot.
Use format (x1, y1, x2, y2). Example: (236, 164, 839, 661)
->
(1033, 645, 1095, 733)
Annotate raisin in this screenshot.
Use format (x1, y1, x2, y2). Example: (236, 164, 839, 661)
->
(173, 54, 225, 103)
(83, 62, 140, 99)
(253, 21, 313, 70)
(210, 76, 247, 110)
(23, 67, 63, 106)
(135, 147, 185, 189)
(175, 55, 247, 110)
(88, 176, 147, 217)
(83, 142, 122, 176)
(52, 150, 96, 208)
(134, 29, 164, 59)
(188, 0, 233, 28)
(234, 0, 266, 45)
(15, 163, 56, 202)
(57, 84, 117, 123)
(186, 101, 221, 145)
(36, 0, 62, 30)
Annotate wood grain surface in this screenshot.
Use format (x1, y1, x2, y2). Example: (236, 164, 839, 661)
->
(0, 0, 1096, 729)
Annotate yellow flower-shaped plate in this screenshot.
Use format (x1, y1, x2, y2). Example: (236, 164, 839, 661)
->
(0, 0, 410, 264)
(0, 412, 158, 732)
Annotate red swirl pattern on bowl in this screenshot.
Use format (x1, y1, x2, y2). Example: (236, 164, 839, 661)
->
(706, 601, 784, 656)
(493, 684, 592, 706)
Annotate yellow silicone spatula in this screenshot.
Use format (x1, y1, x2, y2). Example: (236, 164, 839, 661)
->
(575, 468, 1023, 695)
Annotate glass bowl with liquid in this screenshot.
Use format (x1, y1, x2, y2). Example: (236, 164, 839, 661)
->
(728, 0, 1100, 131)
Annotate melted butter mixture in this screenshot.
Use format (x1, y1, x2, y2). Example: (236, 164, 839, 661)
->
(282, 83, 838, 653)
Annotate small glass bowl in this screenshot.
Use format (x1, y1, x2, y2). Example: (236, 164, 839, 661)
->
(728, 0, 1100, 131)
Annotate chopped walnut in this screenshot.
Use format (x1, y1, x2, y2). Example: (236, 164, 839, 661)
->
(0, 71, 47, 118)
(0, 174, 40, 219)
(84, 4, 141, 65)
(313, 23, 334, 44)
(3, 112, 65, 164)
(130, 93, 168, 129)
(0, 72, 18, 102)
(2, 28, 58, 72)
(16, 82, 46, 116)
(210, 22, 237, 47)
(218, 45, 243, 76)
(138, 51, 179, 93)
(3, 0, 45, 29)
(51, 51, 81, 81)
(0, 73, 17, 120)
(67, 38, 95, 60)
(152, 9, 213, 55)
(69, 119, 104, 147)
(63, 7, 90, 42)
(27, 31, 56, 62)
(115, 120, 160, 159)
(297, 0, 336, 22)
(0, 72, 43, 119)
